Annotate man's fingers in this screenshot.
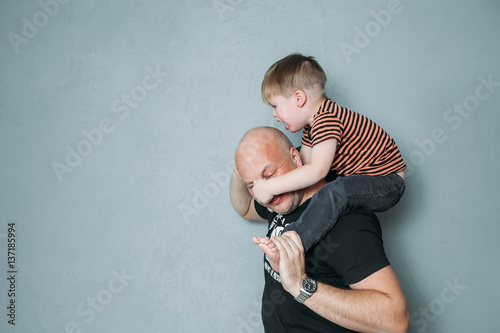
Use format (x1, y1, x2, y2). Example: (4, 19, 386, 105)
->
(281, 231, 304, 253)
(271, 236, 288, 260)
(272, 234, 306, 295)
(272, 235, 297, 260)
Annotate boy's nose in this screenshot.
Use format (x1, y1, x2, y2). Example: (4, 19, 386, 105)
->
(272, 110, 277, 117)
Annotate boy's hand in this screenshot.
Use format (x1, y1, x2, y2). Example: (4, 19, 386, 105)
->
(252, 179, 275, 204)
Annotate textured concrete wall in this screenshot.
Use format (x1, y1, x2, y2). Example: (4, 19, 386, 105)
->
(0, 0, 499, 332)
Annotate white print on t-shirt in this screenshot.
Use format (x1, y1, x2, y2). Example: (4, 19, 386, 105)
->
(264, 260, 281, 283)
(269, 214, 287, 236)
(271, 226, 284, 238)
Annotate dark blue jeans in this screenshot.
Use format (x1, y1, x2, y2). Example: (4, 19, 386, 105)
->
(284, 173, 406, 251)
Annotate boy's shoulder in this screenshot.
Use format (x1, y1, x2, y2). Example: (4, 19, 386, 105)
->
(309, 99, 343, 129)
(313, 98, 341, 119)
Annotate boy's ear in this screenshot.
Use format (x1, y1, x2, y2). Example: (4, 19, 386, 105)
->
(294, 90, 307, 108)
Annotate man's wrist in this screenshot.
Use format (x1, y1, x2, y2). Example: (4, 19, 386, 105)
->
(293, 276, 318, 304)
(284, 281, 300, 297)
(289, 273, 307, 297)
(291, 282, 301, 298)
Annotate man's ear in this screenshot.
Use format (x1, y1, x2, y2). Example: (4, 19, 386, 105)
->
(290, 147, 303, 167)
(294, 90, 307, 108)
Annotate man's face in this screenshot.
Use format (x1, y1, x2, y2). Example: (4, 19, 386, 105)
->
(237, 142, 304, 215)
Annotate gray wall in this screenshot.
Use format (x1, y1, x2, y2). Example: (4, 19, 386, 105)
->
(0, 0, 499, 332)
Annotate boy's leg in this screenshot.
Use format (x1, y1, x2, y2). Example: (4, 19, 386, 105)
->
(284, 173, 405, 251)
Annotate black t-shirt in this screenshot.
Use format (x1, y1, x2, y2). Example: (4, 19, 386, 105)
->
(255, 199, 390, 333)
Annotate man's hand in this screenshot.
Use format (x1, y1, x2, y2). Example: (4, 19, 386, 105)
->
(271, 231, 306, 298)
(252, 179, 275, 204)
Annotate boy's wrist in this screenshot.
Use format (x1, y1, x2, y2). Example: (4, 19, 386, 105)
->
(265, 178, 278, 196)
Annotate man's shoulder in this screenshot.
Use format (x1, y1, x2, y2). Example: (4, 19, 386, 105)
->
(310, 208, 388, 286)
(338, 208, 380, 226)
(322, 208, 382, 243)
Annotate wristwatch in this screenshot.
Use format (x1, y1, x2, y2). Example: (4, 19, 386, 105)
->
(294, 277, 317, 303)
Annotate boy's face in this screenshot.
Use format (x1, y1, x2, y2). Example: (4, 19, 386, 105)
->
(267, 93, 309, 133)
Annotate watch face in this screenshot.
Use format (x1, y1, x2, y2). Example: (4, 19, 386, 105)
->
(302, 277, 317, 293)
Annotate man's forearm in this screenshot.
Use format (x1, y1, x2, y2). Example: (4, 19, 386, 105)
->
(303, 282, 409, 333)
(272, 234, 408, 333)
(229, 170, 253, 217)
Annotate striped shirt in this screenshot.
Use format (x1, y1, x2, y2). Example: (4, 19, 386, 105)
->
(301, 98, 406, 176)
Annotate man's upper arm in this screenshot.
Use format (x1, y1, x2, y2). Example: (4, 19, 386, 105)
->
(326, 210, 406, 307)
(242, 199, 266, 221)
(350, 266, 406, 304)
(320, 210, 390, 285)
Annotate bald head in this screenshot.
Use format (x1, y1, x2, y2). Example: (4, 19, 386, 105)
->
(235, 126, 294, 170)
(235, 127, 304, 215)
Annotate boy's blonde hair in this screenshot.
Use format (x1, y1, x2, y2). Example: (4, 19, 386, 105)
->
(261, 53, 327, 103)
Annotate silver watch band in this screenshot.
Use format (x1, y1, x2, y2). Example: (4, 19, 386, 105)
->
(294, 291, 310, 303)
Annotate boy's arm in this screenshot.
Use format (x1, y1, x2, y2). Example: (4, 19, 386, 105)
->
(252, 139, 337, 204)
(299, 145, 312, 165)
(229, 167, 265, 221)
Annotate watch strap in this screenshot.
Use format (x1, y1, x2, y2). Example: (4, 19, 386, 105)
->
(294, 277, 317, 303)
(294, 291, 310, 303)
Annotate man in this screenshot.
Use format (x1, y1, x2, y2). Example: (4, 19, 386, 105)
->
(230, 126, 409, 332)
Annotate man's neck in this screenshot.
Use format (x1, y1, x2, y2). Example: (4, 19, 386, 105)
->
(300, 180, 327, 205)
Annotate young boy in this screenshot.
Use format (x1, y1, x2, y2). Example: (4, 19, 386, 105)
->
(251, 53, 406, 252)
